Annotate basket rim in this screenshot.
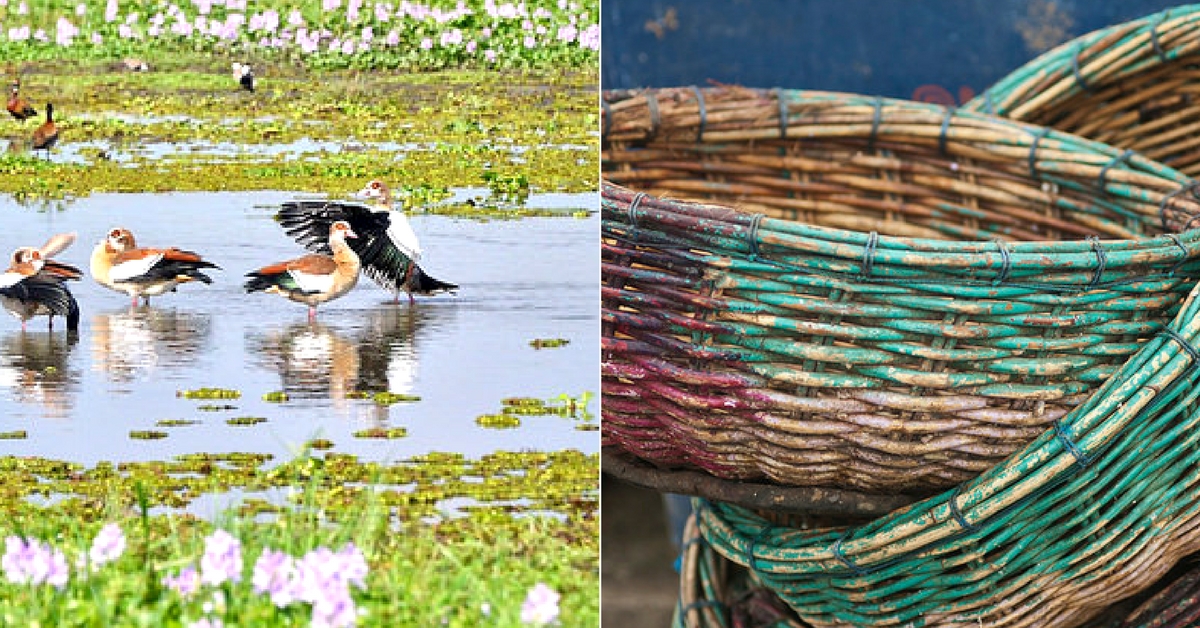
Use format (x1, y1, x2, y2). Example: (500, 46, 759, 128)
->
(602, 447, 921, 518)
(965, 3, 1200, 118)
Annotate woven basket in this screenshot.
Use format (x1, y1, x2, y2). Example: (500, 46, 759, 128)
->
(693, 276, 1200, 626)
(602, 85, 1200, 493)
(965, 4, 1200, 177)
(674, 511, 810, 628)
(1121, 557, 1200, 627)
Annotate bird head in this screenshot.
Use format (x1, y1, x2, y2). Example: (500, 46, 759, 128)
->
(353, 180, 393, 207)
(105, 227, 135, 252)
(330, 221, 358, 241)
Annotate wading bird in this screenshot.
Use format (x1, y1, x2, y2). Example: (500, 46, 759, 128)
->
(90, 227, 219, 307)
(275, 180, 457, 304)
(31, 103, 58, 157)
(245, 220, 361, 322)
(6, 79, 35, 121)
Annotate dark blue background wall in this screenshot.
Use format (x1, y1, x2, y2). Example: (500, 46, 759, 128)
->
(602, 1, 1186, 104)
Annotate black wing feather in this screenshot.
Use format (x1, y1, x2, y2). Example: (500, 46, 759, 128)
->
(0, 277, 76, 317)
(278, 200, 421, 293)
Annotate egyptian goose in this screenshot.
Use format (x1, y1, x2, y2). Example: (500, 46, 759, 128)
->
(276, 180, 457, 304)
(31, 103, 58, 156)
(1, 247, 79, 332)
(6, 79, 35, 121)
(232, 63, 254, 92)
(245, 220, 361, 321)
(90, 227, 219, 306)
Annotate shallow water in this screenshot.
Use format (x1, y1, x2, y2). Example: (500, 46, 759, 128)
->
(0, 190, 598, 466)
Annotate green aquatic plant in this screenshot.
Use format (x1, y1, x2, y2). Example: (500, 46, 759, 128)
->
(476, 414, 522, 429)
(129, 430, 168, 440)
(352, 427, 409, 439)
(155, 419, 199, 427)
(529, 338, 570, 349)
(372, 392, 420, 405)
(177, 387, 242, 400)
(226, 417, 268, 427)
(0, 431, 28, 440)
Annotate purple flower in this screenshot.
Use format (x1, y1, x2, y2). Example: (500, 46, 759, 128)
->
(484, 49, 497, 62)
(55, 17, 79, 46)
(16, 2, 27, 15)
(374, 3, 391, 22)
(32, 28, 48, 42)
(384, 29, 399, 46)
(420, 37, 432, 50)
(322, 0, 340, 11)
(91, 32, 103, 44)
(118, 24, 134, 39)
(88, 523, 126, 568)
(440, 28, 462, 47)
(466, 40, 476, 53)
(577, 24, 598, 50)
(288, 9, 305, 26)
(340, 38, 354, 54)
(75, 3, 86, 16)
(253, 548, 298, 607)
(163, 565, 200, 597)
(200, 530, 242, 586)
(556, 25, 576, 43)
(520, 583, 560, 625)
(346, 0, 362, 23)
(523, 35, 535, 49)
(3, 536, 69, 588)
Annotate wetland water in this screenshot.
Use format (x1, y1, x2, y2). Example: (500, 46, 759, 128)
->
(0, 190, 598, 466)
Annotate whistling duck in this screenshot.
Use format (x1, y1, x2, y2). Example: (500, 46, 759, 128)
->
(245, 220, 361, 322)
(1, 247, 79, 332)
(276, 180, 457, 304)
(232, 63, 254, 92)
(90, 227, 219, 307)
(31, 103, 58, 157)
(6, 79, 35, 121)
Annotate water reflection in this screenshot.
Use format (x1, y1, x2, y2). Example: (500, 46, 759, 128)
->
(90, 308, 213, 382)
(0, 331, 80, 418)
(246, 305, 446, 408)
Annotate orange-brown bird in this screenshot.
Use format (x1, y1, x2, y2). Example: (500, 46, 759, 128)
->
(31, 103, 58, 157)
(6, 79, 36, 121)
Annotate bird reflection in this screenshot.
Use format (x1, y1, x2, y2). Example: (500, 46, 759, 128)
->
(0, 330, 79, 418)
(246, 305, 442, 412)
(90, 307, 212, 382)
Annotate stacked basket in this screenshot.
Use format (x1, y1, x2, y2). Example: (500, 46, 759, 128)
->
(602, 83, 1200, 626)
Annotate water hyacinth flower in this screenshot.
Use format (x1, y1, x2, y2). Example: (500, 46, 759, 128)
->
(420, 37, 432, 50)
(88, 523, 126, 568)
(322, 0, 340, 12)
(440, 28, 463, 47)
(200, 529, 242, 586)
(55, 17, 79, 46)
(32, 28, 47, 42)
(104, 0, 118, 21)
(288, 9, 304, 27)
(163, 565, 201, 597)
(3, 536, 69, 589)
(556, 25, 576, 44)
(577, 24, 599, 50)
(520, 583, 561, 626)
(16, 2, 26, 15)
(253, 548, 298, 607)
(75, 3, 86, 16)
(523, 35, 536, 49)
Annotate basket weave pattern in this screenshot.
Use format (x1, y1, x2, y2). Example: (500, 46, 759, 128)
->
(602, 86, 1200, 492)
(966, 4, 1200, 177)
(695, 276, 1200, 626)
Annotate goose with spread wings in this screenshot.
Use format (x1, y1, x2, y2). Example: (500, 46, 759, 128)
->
(275, 180, 457, 304)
